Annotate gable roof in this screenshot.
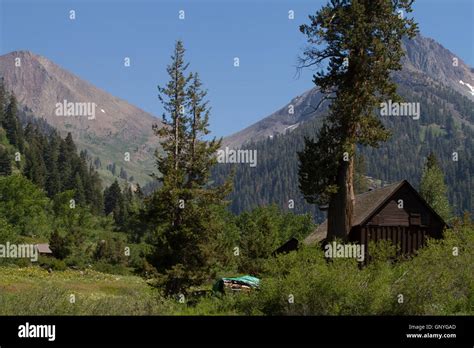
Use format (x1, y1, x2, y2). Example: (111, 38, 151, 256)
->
(35, 243, 53, 254)
(304, 180, 431, 245)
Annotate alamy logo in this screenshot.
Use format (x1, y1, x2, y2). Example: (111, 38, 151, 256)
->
(324, 242, 365, 262)
(55, 99, 96, 120)
(0, 242, 38, 262)
(18, 322, 56, 341)
(380, 100, 420, 120)
(216, 147, 257, 167)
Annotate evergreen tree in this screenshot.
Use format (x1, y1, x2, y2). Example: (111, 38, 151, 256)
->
(3, 94, 24, 153)
(44, 133, 62, 197)
(298, 0, 418, 240)
(420, 152, 451, 222)
(119, 167, 128, 180)
(73, 172, 86, 206)
(212, 78, 473, 219)
(104, 180, 123, 216)
(49, 230, 71, 260)
(0, 147, 12, 176)
(185, 72, 221, 187)
(94, 157, 102, 169)
(135, 183, 144, 200)
(112, 184, 133, 230)
(0, 86, 103, 213)
(147, 40, 231, 294)
(85, 165, 104, 214)
(24, 144, 47, 188)
(57, 137, 73, 191)
(23, 125, 47, 188)
(445, 116, 455, 136)
(64, 132, 76, 154)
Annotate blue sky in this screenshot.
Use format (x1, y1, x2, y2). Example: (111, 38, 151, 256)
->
(1, 0, 473, 137)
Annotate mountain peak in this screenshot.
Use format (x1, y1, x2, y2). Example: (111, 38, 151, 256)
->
(3, 50, 38, 57)
(402, 34, 474, 98)
(1, 50, 50, 67)
(224, 34, 473, 149)
(0, 51, 163, 186)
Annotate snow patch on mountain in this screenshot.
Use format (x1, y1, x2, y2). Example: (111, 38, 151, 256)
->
(459, 80, 474, 96)
(284, 123, 299, 131)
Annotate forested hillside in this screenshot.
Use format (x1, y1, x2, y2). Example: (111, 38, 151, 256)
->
(0, 79, 152, 275)
(0, 83, 103, 213)
(213, 77, 473, 221)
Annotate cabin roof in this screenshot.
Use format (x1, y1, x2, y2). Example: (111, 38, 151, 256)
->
(35, 243, 53, 254)
(304, 180, 425, 245)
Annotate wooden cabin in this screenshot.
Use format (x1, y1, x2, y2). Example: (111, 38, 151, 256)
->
(284, 180, 446, 255)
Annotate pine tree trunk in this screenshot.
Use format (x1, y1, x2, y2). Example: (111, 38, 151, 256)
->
(175, 108, 179, 171)
(327, 146, 355, 241)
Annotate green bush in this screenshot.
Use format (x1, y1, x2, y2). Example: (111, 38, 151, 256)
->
(233, 220, 473, 316)
(93, 234, 128, 265)
(64, 254, 89, 269)
(0, 175, 51, 237)
(236, 205, 315, 275)
(389, 221, 474, 315)
(0, 217, 17, 245)
(39, 256, 67, 271)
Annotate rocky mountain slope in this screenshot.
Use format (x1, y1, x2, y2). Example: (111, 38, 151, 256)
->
(0, 51, 162, 186)
(223, 34, 474, 150)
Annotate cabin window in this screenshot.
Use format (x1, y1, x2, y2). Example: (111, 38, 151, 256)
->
(409, 213, 421, 225)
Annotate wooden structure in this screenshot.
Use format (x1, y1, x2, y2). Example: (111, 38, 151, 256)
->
(300, 180, 446, 255)
(35, 243, 53, 256)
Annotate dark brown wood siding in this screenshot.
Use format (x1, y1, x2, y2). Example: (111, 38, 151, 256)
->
(358, 225, 431, 255)
(365, 185, 444, 238)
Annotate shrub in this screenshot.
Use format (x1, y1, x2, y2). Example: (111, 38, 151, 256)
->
(0, 175, 51, 237)
(234, 220, 473, 315)
(236, 205, 315, 275)
(0, 217, 17, 244)
(39, 256, 67, 271)
(49, 230, 72, 260)
(94, 233, 128, 265)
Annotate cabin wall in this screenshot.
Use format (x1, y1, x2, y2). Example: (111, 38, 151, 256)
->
(350, 225, 430, 255)
(349, 184, 445, 256)
(365, 185, 444, 236)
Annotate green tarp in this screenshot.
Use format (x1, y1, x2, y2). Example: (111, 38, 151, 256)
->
(213, 275, 260, 293)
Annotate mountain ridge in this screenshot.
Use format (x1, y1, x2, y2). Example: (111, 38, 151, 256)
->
(0, 50, 163, 186)
(223, 34, 474, 150)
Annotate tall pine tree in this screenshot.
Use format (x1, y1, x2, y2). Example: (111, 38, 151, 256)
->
(104, 179, 123, 216)
(147, 40, 231, 294)
(44, 132, 62, 197)
(298, 0, 418, 240)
